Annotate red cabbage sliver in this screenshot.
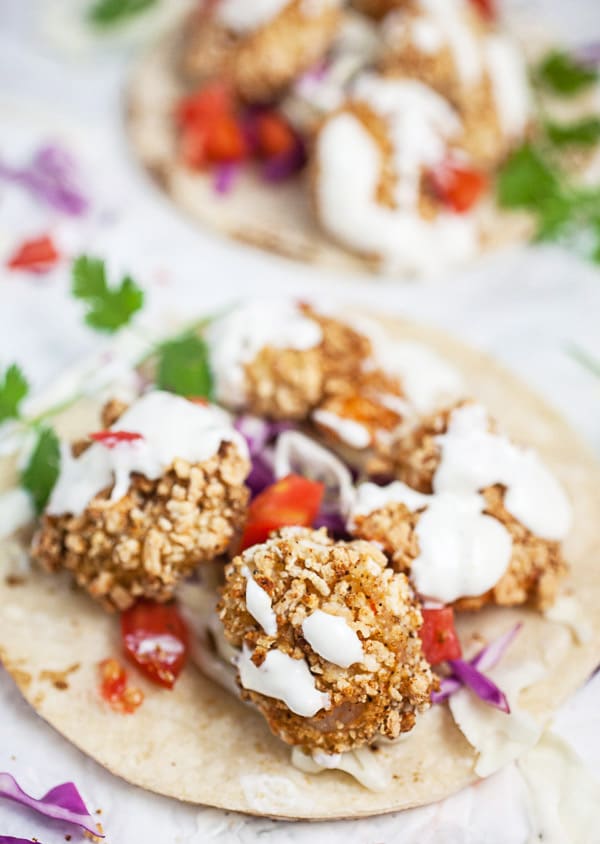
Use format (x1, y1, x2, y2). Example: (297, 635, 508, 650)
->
(261, 137, 307, 183)
(213, 162, 239, 195)
(0, 773, 102, 837)
(431, 624, 521, 708)
(447, 659, 510, 712)
(0, 143, 88, 216)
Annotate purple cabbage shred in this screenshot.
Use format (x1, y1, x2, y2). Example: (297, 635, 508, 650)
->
(0, 773, 102, 837)
(0, 143, 88, 216)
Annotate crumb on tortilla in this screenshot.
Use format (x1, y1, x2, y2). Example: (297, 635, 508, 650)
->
(219, 527, 435, 754)
(31, 404, 250, 612)
(178, 0, 341, 102)
(242, 306, 371, 419)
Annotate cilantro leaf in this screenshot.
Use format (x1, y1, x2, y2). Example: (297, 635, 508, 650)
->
(72, 255, 144, 333)
(0, 364, 29, 423)
(546, 116, 600, 148)
(156, 333, 213, 399)
(536, 50, 598, 97)
(88, 0, 158, 27)
(21, 427, 61, 514)
(496, 143, 560, 210)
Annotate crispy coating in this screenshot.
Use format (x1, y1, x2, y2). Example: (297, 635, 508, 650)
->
(379, 4, 521, 168)
(218, 527, 435, 754)
(360, 402, 568, 609)
(352, 0, 407, 18)
(179, 1, 341, 103)
(242, 306, 371, 420)
(32, 441, 250, 612)
(352, 489, 568, 610)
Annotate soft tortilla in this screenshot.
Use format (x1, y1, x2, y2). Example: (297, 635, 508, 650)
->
(0, 315, 599, 820)
(125, 19, 531, 278)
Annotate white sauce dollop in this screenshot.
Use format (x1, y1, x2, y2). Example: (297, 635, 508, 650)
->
(237, 643, 330, 717)
(206, 301, 323, 408)
(434, 404, 572, 541)
(242, 566, 278, 637)
(302, 609, 364, 668)
(47, 391, 247, 516)
(291, 745, 391, 791)
(315, 76, 477, 276)
(349, 480, 512, 603)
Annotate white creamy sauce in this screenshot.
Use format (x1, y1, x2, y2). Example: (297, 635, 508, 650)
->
(350, 480, 512, 603)
(378, 339, 465, 414)
(413, 492, 513, 602)
(434, 403, 572, 541)
(484, 34, 530, 137)
(518, 731, 600, 844)
(206, 301, 323, 408)
(544, 595, 592, 645)
(417, 0, 482, 84)
(302, 609, 364, 668)
(291, 745, 391, 791)
(449, 658, 546, 777)
(0, 488, 35, 539)
(242, 566, 278, 637)
(315, 81, 477, 276)
(237, 643, 330, 717)
(47, 391, 247, 516)
(312, 408, 371, 449)
(274, 430, 356, 516)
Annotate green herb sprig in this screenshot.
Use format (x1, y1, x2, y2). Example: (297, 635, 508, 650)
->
(88, 0, 158, 27)
(72, 255, 144, 333)
(535, 50, 598, 97)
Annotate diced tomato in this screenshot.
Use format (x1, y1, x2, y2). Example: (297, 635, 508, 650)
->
(6, 235, 60, 272)
(419, 607, 462, 665)
(98, 658, 144, 714)
(240, 474, 325, 551)
(254, 112, 297, 159)
(175, 81, 231, 128)
(121, 601, 189, 690)
(90, 430, 144, 448)
(428, 160, 488, 214)
(204, 114, 248, 163)
(468, 0, 496, 20)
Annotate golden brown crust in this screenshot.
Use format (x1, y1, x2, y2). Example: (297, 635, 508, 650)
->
(179, 1, 341, 103)
(218, 528, 435, 753)
(32, 442, 250, 612)
(242, 306, 371, 420)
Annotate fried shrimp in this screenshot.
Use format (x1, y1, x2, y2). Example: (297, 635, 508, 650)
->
(219, 527, 435, 753)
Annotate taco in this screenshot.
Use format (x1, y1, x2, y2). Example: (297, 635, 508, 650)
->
(126, 0, 535, 278)
(0, 301, 598, 820)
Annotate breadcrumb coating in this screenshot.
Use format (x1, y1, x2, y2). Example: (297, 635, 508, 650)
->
(242, 306, 371, 420)
(32, 434, 250, 612)
(179, 1, 340, 103)
(218, 527, 435, 753)
(359, 403, 568, 609)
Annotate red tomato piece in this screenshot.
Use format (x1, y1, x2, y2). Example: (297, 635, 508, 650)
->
(175, 81, 232, 127)
(99, 658, 127, 703)
(255, 112, 297, 158)
(419, 607, 462, 665)
(240, 474, 325, 551)
(6, 235, 60, 272)
(121, 601, 189, 690)
(89, 430, 144, 448)
(428, 160, 488, 214)
(468, 0, 496, 20)
(204, 114, 248, 163)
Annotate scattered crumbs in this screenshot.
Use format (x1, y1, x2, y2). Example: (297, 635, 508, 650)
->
(96, 809, 103, 815)
(10, 755, 16, 761)
(4, 574, 26, 586)
(65, 836, 72, 842)
(40, 662, 81, 691)
(371, 745, 380, 753)
(83, 822, 104, 842)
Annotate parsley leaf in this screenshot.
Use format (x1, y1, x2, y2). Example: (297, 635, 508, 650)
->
(536, 50, 598, 97)
(0, 364, 29, 423)
(156, 333, 213, 399)
(88, 0, 158, 26)
(545, 116, 600, 148)
(21, 427, 61, 513)
(72, 255, 144, 333)
(496, 143, 560, 210)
